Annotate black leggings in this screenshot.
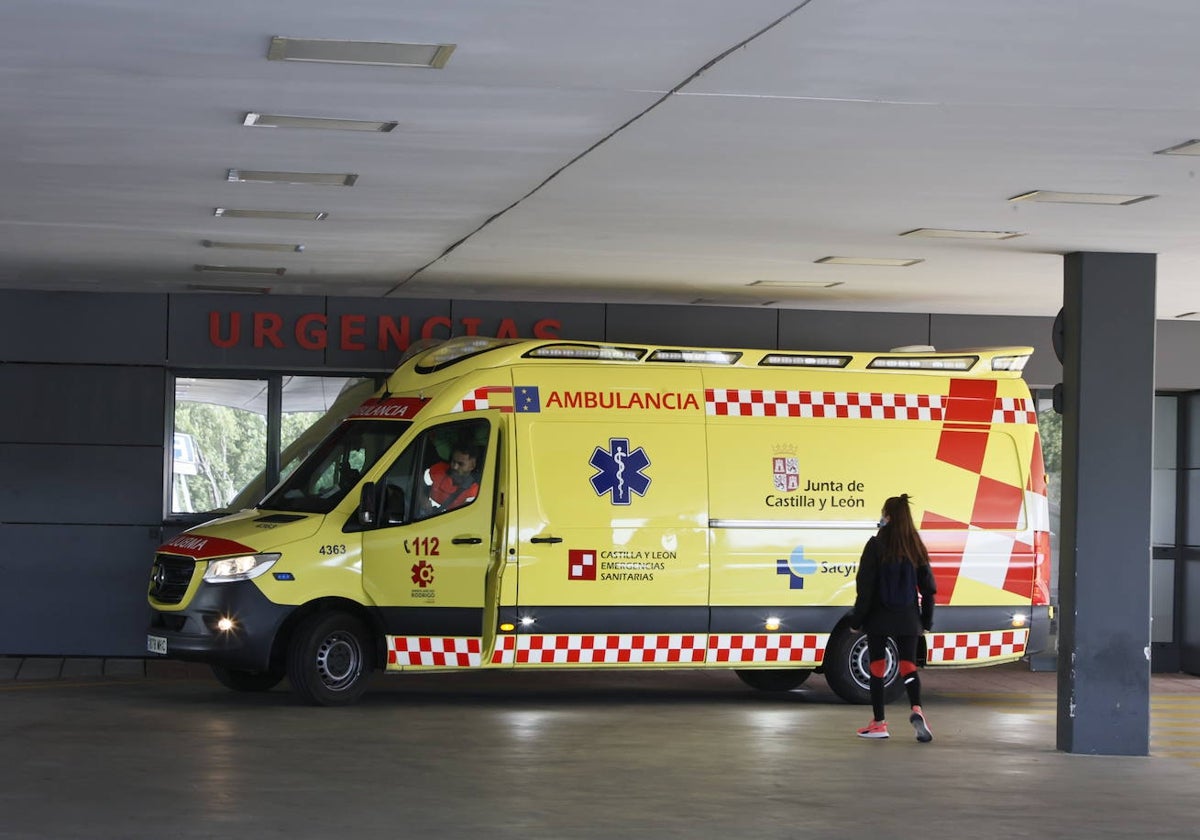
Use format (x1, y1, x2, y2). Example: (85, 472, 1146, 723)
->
(866, 634, 921, 722)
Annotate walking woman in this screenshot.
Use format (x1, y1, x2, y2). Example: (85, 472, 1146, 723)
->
(848, 494, 937, 742)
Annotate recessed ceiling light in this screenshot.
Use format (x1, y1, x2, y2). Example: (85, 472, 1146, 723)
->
(1155, 140, 1200, 156)
(815, 257, 924, 267)
(195, 264, 286, 276)
(900, 228, 1025, 240)
(227, 169, 357, 186)
(267, 37, 456, 68)
(214, 208, 329, 221)
(203, 240, 305, 253)
(243, 112, 398, 132)
(746, 280, 845, 288)
(1008, 190, 1156, 206)
(187, 284, 272, 295)
(692, 298, 779, 306)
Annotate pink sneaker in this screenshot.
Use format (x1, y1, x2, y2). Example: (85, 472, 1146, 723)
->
(910, 706, 933, 743)
(856, 720, 889, 739)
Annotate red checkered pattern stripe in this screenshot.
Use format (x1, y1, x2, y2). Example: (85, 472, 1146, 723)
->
(510, 634, 708, 664)
(453, 386, 513, 413)
(991, 397, 1037, 424)
(705, 389, 944, 420)
(387, 636, 481, 668)
(924, 629, 1028, 664)
(492, 635, 517, 665)
(707, 633, 827, 664)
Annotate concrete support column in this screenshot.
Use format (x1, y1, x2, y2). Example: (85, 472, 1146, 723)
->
(1056, 252, 1154, 755)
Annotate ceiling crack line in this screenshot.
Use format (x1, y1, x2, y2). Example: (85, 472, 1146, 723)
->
(385, 0, 816, 296)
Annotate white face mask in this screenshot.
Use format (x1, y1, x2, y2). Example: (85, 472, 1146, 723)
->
(877, 516, 889, 528)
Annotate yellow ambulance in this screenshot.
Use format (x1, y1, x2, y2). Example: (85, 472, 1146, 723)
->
(146, 336, 1051, 706)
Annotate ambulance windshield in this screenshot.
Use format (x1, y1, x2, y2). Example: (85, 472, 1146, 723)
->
(261, 419, 408, 514)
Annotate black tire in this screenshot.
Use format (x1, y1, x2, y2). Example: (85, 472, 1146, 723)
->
(210, 664, 285, 692)
(735, 669, 812, 692)
(286, 611, 372, 706)
(822, 628, 906, 705)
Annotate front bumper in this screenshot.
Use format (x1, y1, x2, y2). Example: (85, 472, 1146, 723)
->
(147, 581, 292, 672)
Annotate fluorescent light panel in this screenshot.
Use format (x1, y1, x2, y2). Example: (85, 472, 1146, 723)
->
(747, 280, 844, 288)
(203, 240, 304, 253)
(1008, 190, 1156, 206)
(227, 169, 357, 186)
(195, 264, 286, 276)
(214, 208, 328, 221)
(188, 284, 272, 295)
(901, 228, 1024, 240)
(692, 298, 779, 306)
(267, 37, 455, 68)
(244, 112, 398, 132)
(815, 257, 924, 267)
(1155, 140, 1200, 156)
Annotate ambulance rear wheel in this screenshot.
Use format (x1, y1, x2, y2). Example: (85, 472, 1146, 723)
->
(210, 664, 284, 692)
(287, 611, 372, 706)
(823, 629, 905, 705)
(735, 669, 812, 692)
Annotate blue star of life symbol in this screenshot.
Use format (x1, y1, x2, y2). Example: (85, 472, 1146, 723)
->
(589, 438, 651, 505)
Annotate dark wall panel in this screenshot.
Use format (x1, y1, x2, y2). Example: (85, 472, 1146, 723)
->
(779, 310, 930, 352)
(605, 304, 777, 347)
(930, 314, 1057, 388)
(1156, 321, 1200, 390)
(0, 291, 167, 364)
(451, 299, 606, 343)
(0, 444, 163, 525)
(0, 524, 159, 656)
(0, 364, 165, 446)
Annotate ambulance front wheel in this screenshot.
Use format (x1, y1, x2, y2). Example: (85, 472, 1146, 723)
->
(287, 611, 372, 706)
(735, 669, 812, 692)
(822, 628, 905, 705)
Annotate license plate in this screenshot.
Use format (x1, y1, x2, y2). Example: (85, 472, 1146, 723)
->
(146, 634, 167, 655)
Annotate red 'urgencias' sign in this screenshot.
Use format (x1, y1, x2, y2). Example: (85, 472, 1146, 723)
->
(208, 311, 563, 351)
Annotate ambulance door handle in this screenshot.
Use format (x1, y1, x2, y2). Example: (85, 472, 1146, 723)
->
(452, 537, 483, 545)
(530, 536, 563, 544)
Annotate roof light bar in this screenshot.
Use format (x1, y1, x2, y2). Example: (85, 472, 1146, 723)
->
(760, 353, 852, 368)
(868, 355, 978, 371)
(991, 355, 1030, 372)
(524, 345, 645, 361)
(647, 349, 741, 365)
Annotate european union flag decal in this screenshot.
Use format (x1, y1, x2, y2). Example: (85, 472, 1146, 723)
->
(515, 386, 541, 413)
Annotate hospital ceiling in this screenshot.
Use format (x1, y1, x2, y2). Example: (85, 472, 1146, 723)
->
(5, 1, 1200, 318)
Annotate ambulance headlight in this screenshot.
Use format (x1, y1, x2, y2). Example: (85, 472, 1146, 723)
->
(1010, 612, 1028, 628)
(204, 553, 281, 583)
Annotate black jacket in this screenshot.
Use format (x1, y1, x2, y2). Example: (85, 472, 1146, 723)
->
(849, 534, 936, 637)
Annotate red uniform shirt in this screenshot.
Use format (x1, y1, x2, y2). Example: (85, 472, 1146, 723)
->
(427, 461, 479, 509)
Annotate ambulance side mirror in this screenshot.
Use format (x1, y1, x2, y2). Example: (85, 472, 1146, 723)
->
(358, 482, 379, 527)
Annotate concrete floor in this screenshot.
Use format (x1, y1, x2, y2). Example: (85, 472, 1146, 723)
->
(1, 661, 1198, 839)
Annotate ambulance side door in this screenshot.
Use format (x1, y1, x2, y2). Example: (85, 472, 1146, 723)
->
(512, 369, 710, 652)
(361, 413, 503, 666)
